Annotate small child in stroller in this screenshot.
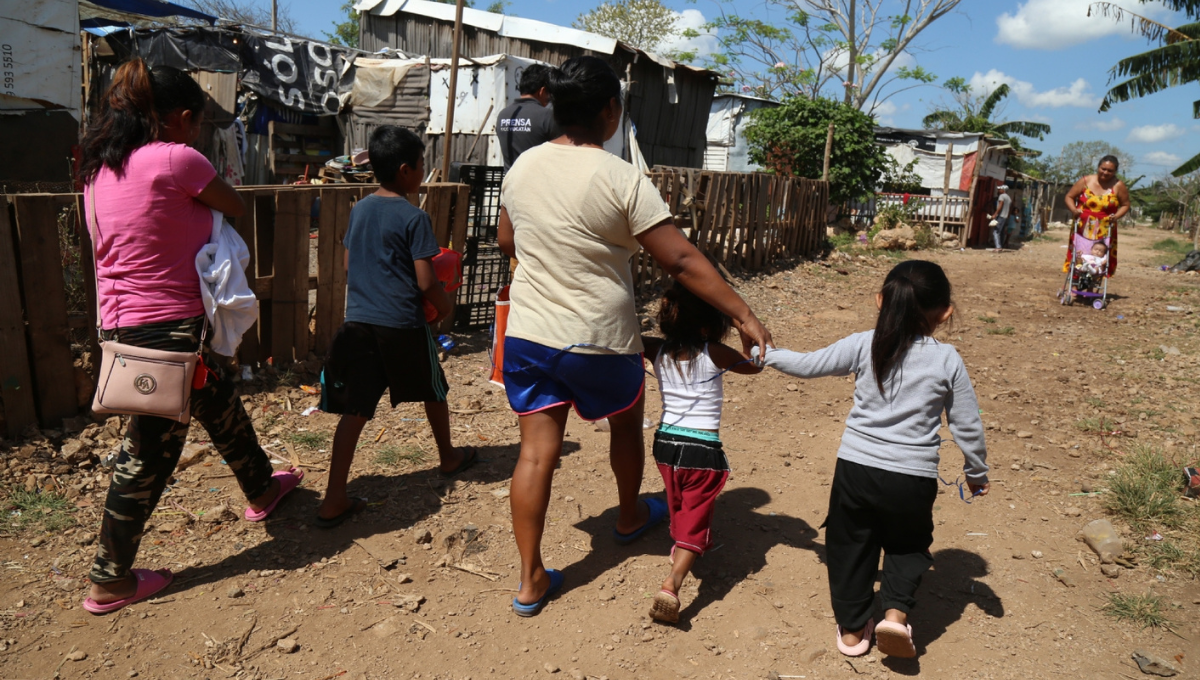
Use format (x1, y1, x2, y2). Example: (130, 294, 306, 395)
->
(1074, 242, 1108, 293)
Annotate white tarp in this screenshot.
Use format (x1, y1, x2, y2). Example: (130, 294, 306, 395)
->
(427, 54, 540, 136)
(706, 97, 742, 146)
(0, 0, 81, 119)
(885, 144, 966, 191)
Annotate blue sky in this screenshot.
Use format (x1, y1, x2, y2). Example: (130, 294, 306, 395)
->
(276, 0, 1198, 176)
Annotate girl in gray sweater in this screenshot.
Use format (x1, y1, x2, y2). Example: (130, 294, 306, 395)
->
(757, 260, 988, 660)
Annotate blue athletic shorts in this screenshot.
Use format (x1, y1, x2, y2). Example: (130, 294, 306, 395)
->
(502, 336, 644, 421)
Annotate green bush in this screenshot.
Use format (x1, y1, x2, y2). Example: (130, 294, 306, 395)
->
(744, 96, 890, 205)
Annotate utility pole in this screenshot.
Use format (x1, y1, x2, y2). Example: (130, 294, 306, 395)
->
(272, 0, 277, 31)
(844, 0, 856, 106)
(441, 0, 466, 181)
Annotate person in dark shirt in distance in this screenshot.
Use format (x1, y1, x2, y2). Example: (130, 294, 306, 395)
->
(496, 64, 562, 169)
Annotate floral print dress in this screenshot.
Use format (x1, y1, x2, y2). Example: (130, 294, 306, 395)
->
(1063, 187, 1118, 276)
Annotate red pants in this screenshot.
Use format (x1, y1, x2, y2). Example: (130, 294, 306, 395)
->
(653, 429, 730, 554)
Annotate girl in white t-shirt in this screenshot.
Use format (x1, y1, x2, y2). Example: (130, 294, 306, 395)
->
(642, 281, 761, 624)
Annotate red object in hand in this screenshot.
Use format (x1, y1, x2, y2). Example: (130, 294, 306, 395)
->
(424, 247, 464, 322)
(193, 354, 210, 390)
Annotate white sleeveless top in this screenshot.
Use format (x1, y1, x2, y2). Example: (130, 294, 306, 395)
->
(653, 344, 724, 430)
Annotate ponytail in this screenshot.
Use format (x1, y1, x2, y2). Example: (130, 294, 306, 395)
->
(79, 58, 206, 183)
(870, 260, 952, 395)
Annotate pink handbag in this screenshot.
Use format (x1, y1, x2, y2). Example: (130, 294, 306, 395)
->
(87, 192, 200, 424)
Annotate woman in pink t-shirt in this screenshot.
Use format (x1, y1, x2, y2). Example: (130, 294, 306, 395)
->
(77, 58, 303, 614)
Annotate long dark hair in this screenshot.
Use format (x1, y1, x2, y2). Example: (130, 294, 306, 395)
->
(547, 56, 621, 129)
(870, 260, 952, 394)
(657, 279, 732, 363)
(79, 58, 206, 183)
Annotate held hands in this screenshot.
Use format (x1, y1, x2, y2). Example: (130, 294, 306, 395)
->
(733, 314, 773, 361)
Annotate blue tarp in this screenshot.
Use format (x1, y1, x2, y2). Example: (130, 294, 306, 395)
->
(84, 0, 217, 25)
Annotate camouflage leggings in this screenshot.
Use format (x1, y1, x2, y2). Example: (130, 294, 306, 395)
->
(90, 316, 275, 584)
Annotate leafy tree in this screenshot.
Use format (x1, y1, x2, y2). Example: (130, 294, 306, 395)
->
(327, 1, 359, 48)
(743, 95, 889, 204)
(574, 0, 679, 52)
(921, 77, 1049, 171)
(185, 0, 297, 32)
(699, 0, 957, 112)
(1092, 0, 1200, 176)
(1036, 140, 1135, 185)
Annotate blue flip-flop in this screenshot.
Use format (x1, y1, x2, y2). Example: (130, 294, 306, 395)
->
(612, 497, 668, 545)
(512, 568, 564, 617)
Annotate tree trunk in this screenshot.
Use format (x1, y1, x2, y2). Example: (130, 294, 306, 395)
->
(845, 0, 856, 105)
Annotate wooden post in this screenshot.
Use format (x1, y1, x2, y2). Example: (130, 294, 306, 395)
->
(0, 197, 38, 435)
(822, 123, 835, 182)
(964, 140, 986, 247)
(939, 143, 953, 237)
(441, 0, 466, 182)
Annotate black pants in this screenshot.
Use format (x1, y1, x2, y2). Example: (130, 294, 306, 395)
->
(824, 458, 937, 630)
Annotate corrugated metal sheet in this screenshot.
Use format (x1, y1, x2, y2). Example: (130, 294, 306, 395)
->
(360, 13, 716, 169)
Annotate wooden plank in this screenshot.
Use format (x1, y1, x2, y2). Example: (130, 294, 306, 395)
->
(230, 191, 262, 364)
(270, 191, 301, 364)
(331, 190, 354, 334)
(293, 192, 313, 360)
(314, 189, 339, 355)
(0, 197, 38, 436)
(71, 195, 101, 370)
(12, 195, 78, 427)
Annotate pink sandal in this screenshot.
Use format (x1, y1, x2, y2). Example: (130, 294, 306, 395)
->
(836, 618, 874, 657)
(874, 620, 916, 658)
(82, 568, 173, 615)
(649, 589, 681, 624)
(244, 467, 304, 522)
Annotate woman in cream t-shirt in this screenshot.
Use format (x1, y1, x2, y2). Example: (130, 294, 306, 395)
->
(497, 55, 772, 617)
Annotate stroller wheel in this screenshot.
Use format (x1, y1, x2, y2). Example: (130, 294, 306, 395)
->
(1094, 299, 1106, 310)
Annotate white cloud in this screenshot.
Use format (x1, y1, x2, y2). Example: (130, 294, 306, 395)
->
(996, 0, 1170, 50)
(659, 9, 719, 59)
(1075, 117, 1126, 132)
(969, 69, 1101, 109)
(872, 100, 910, 125)
(1144, 151, 1183, 167)
(1127, 123, 1186, 143)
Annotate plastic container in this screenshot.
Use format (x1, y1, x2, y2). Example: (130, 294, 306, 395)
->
(437, 334, 457, 352)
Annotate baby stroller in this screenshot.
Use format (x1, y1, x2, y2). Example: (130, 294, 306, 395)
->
(1058, 232, 1111, 310)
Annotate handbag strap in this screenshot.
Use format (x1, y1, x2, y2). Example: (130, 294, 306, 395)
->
(86, 188, 207, 355)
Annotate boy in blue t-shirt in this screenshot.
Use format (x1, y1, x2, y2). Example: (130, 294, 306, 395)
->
(317, 126, 478, 528)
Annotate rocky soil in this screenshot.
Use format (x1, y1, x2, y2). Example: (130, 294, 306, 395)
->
(1, 224, 1199, 680)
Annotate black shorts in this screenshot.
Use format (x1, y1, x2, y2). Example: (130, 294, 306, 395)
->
(320, 322, 449, 419)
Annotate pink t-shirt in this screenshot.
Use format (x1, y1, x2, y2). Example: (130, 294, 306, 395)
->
(85, 141, 217, 328)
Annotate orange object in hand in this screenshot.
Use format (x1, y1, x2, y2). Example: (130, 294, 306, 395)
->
(423, 247, 464, 322)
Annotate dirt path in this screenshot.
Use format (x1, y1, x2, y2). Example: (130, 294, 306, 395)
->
(2, 226, 1199, 680)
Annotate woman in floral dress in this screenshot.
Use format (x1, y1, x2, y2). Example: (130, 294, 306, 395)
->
(1062, 155, 1130, 277)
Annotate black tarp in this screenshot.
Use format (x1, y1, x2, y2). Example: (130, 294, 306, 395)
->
(104, 28, 354, 116)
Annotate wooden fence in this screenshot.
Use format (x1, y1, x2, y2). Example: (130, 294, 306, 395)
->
(0, 183, 469, 437)
(843, 192, 972, 242)
(639, 168, 829, 289)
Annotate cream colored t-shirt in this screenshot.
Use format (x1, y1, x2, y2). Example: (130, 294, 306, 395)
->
(500, 143, 672, 355)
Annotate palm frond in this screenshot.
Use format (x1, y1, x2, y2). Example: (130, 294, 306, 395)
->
(994, 120, 1051, 140)
(1101, 64, 1200, 111)
(1153, 1, 1200, 15)
(1088, 2, 1191, 44)
(1173, 150, 1200, 177)
(1108, 40, 1200, 81)
(922, 110, 962, 130)
(978, 83, 1011, 121)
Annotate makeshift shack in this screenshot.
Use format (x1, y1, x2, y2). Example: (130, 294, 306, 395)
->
(844, 127, 1017, 246)
(355, 0, 718, 169)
